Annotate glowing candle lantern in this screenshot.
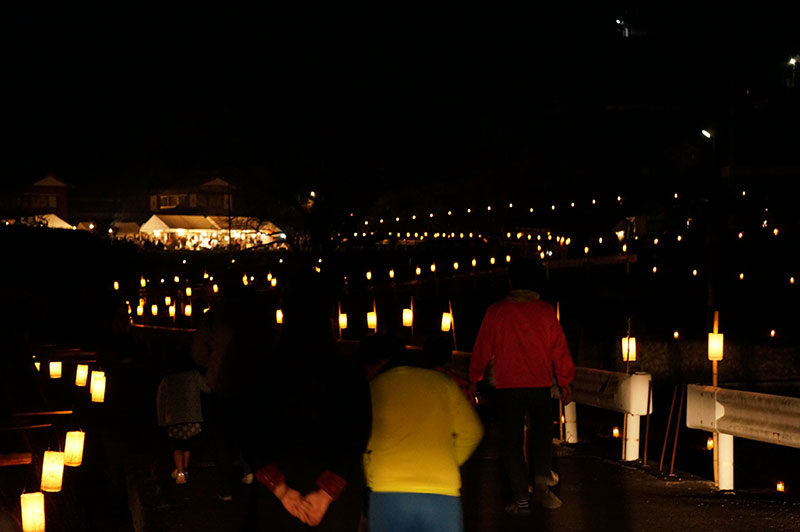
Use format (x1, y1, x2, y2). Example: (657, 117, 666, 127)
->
(777, 481, 785, 493)
(708, 332, 724, 361)
(113, 281, 119, 291)
(453, 262, 459, 270)
(490, 257, 496, 265)
(64, 431, 85, 467)
(185, 287, 192, 297)
(366, 271, 372, 281)
(441, 312, 453, 332)
(621, 337, 636, 362)
(415, 267, 421, 276)
(402, 309, 413, 327)
(430, 263, 436, 273)
(174, 276, 180, 283)
(338, 313, 348, 330)
(34, 362, 40, 372)
(20, 492, 45, 532)
(389, 269, 395, 279)
(270, 278, 277, 287)
(213, 284, 219, 293)
(204, 271, 209, 279)
(169, 305, 176, 317)
(267, 272, 273, 282)
(184, 304, 192, 317)
(673, 331, 680, 339)
(49, 361, 62, 379)
(471, 258, 477, 267)
(151, 304, 158, 316)
(367, 311, 377, 331)
(164, 296, 171, 306)
(770, 330, 776, 338)
(707, 437, 714, 451)
(584, 247, 589, 254)
(41, 451, 65, 492)
(91, 374, 106, 403)
(506, 255, 511, 263)
(692, 269, 698, 277)
(242, 275, 249, 286)
(622, 244, 627, 253)
(276, 309, 283, 324)
(612, 427, 620, 438)
(140, 277, 147, 287)
(75, 364, 88, 386)
(136, 305, 144, 316)
(90, 370, 103, 390)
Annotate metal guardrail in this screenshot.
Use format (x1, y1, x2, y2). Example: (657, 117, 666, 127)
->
(686, 384, 800, 490)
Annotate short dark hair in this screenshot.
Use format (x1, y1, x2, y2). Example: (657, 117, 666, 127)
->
(508, 257, 543, 290)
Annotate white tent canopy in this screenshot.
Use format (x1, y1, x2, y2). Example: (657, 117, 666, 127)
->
(139, 215, 221, 234)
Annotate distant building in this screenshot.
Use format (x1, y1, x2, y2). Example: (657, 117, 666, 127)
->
(0, 175, 70, 220)
(148, 177, 233, 216)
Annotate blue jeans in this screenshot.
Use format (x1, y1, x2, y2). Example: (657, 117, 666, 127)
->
(369, 492, 463, 532)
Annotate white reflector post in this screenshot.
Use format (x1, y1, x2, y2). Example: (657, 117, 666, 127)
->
(718, 433, 734, 490)
(564, 402, 578, 444)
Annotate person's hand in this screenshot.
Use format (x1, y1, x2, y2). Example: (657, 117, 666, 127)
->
(273, 483, 309, 522)
(302, 489, 334, 526)
(559, 385, 574, 406)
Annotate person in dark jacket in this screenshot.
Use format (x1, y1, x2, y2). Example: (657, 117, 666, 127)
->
(242, 269, 371, 531)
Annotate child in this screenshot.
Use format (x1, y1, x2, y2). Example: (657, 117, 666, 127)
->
(156, 350, 210, 484)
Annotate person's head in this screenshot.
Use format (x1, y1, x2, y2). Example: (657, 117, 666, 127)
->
(508, 257, 544, 291)
(422, 333, 452, 368)
(356, 333, 408, 379)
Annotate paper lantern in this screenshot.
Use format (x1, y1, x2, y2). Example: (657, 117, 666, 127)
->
(34, 362, 40, 372)
(777, 481, 785, 492)
(471, 258, 477, 267)
(270, 278, 277, 287)
(275, 309, 283, 324)
(338, 313, 348, 330)
(49, 361, 62, 379)
(212, 284, 219, 293)
(41, 450, 64, 492)
(113, 281, 119, 291)
(164, 296, 171, 306)
(430, 263, 436, 273)
(20, 492, 45, 532)
(453, 262, 459, 270)
(242, 274, 249, 286)
(184, 304, 192, 317)
(136, 305, 144, 316)
(91, 374, 106, 403)
(708, 333, 724, 361)
(169, 305, 176, 317)
(402, 308, 413, 327)
(90, 370, 104, 391)
(64, 431, 85, 467)
(366, 271, 372, 281)
(415, 267, 421, 276)
(389, 269, 395, 279)
(174, 276, 180, 283)
(441, 312, 453, 332)
(185, 287, 192, 297)
(621, 337, 636, 362)
(75, 364, 88, 386)
(140, 276, 147, 287)
(367, 311, 377, 331)
(151, 304, 158, 316)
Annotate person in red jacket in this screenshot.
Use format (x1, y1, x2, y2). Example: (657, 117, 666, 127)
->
(469, 258, 575, 515)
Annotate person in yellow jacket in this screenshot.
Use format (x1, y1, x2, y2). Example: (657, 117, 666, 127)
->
(359, 334, 484, 532)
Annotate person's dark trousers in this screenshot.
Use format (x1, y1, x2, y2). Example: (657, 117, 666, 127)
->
(496, 387, 553, 502)
(204, 392, 237, 498)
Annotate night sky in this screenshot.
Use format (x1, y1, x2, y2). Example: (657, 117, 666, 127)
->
(4, 4, 798, 205)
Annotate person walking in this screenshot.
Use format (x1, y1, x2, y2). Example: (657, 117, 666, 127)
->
(156, 351, 210, 485)
(469, 258, 575, 514)
(360, 333, 484, 532)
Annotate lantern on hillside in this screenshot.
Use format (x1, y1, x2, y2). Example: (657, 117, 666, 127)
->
(366, 271, 372, 281)
(140, 277, 146, 287)
(621, 337, 636, 362)
(184, 304, 192, 317)
(136, 305, 144, 316)
(185, 287, 192, 297)
(20, 492, 45, 532)
(430, 263, 436, 273)
(415, 267, 421, 276)
(75, 364, 88, 387)
(389, 269, 395, 279)
(338, 313, 348, 330)
(242, 274, 249, 286)
(64, 431, 85, 467)
(472, 258, 477, 267)
(49, 361, 62, 379)
(402, 309, 414, 327)
(169, 305, 176, 317)
(708, 333, 724, 361)
(151, 304, 158, 316)
(90, 370, 103, 391)
(276, 309, 283, 324)
(91, 374, 106, 403)
(441, 312, 453, 332)
(367, 311, 377, 332)
(113, 281, 119, 291)
(164, 296, 171, 306)
(41, 451, 64, 492)
(212, 284, 219, 293)
(270, 278, 277, 287)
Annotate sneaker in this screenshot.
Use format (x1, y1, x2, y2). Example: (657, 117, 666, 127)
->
(504, 499, 531, 516)
(533, 488, 562, 509)
(176, 472, 187, 485)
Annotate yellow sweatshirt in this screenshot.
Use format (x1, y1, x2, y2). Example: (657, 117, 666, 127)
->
(364, 366, 484, 496)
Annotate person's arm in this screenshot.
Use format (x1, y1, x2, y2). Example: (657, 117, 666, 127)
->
(549, 313, 575, 396)
(469, 308, 495, 385)
(450, 380, 484, 465)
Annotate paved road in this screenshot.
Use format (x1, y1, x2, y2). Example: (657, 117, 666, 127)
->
(126, 417, 800, 532)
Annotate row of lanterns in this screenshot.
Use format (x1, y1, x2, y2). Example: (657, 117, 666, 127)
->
(41, 361, 106, 403)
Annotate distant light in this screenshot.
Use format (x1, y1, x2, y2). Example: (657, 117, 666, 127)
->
(429, 213, 434, 218)
(471, 258, 477, 267)
(791, 277, 796, 285)
(310, 190, 316, 198)
(453, 262, 459, 270)
(389, 269, 395, 279)
(674, 193, 679, 199)
(412, 215, 417, 220)
(773, 228, 779, 236)
(738, 232, 744, 239)
(416, 267, 421, 275)
(584, 246, 589, 254)
(617, 196, 622, 202)
(490, 257, 496, 265)
(529, 207, 534, 213)
(692, 269, 698, 277)
(770, 330, 776, 338)
(396, 217, 400, 221)
(430, 263, 436, 273)
(652, 266, 658, 273)
(707, 437, 714, 451)
(677, 235, 682, 242)
(551, 204, 555, 210)
(366, 271, 372, 281)
(487, 205, 492, 211)
(622, 243, 627, 252)
(447, 211, 452, 216)
(379, 219, 383, 223)
(777, 481, 785, 492)
(674, 331, 680, 339)
(592, 199, 596, 205)
(742, 190, 747, 196)
(506, 255, 511, 263)
(612, 427, 620, 438)
(598, 237, 603, 244)
(701, 129, 712, 138)
(467, 208, 471, 213)
(653, 238, 659, 245)
(508, 203, 513, 208)
(570, 202, 575, 207)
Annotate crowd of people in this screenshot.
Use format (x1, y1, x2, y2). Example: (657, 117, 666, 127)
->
(154, 258, 575, 531)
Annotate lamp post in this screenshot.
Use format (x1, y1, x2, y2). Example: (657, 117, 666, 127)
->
(789, 56, 797, 89)
(701, 128, 719, 332)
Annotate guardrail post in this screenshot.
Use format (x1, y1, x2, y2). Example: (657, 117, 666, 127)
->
(624, 412, 640, 461)
(718, 433, 734, 490)
(564, 402, 578, 443)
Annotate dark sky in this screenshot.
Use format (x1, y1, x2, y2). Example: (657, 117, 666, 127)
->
(4, 4, 798, 203)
